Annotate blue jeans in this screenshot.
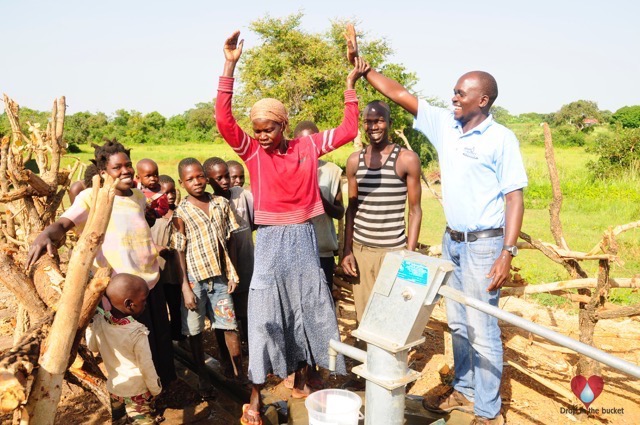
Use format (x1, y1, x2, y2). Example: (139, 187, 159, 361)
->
(442, 231, 503, 418)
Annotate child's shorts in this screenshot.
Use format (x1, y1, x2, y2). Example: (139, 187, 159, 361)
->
(181, 274, 238, 336)
(110, 391, 154, 425)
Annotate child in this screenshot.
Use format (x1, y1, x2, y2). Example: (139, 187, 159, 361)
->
(171, 157, 245, 398)
(149, 175, 185, 343)
(68, 163, 98, 204)
(86, 273, 161, 425)
(203, 157, 254, 353)
(293, 121, 345, 291)
(26, 139, 176, 387)
(215, 31, 368, 424)
(226, 160, 246, 188)
(136, 158, 170, 219)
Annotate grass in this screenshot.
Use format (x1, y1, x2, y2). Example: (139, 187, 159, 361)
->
(64, 136, 640, 307)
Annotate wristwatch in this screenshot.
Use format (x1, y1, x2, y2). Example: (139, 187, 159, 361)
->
(502, 245, 518, 257)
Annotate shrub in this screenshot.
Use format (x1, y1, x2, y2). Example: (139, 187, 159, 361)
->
(588, 126, 640, 179)
(552, 125, 586, 147)
(611, 105, 640, 129)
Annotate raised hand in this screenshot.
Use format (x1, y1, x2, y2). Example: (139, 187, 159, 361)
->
(346, 57, 371, 90)
(224, 30, 244, 63)
(344, 23, 358, 65)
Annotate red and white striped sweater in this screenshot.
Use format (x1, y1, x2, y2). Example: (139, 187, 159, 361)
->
(215, 76, 359, 226)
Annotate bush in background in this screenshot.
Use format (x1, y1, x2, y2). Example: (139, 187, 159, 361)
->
(588, 126, 640, 179)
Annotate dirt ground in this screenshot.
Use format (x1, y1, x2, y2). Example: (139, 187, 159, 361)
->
(1, 280, 639, 424)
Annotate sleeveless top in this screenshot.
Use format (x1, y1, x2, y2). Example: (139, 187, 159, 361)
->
(353, 144, 408, 249)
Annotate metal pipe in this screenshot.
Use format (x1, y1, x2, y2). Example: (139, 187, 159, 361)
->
(364, 345, 407, 425)
(438, 285, 640, 379)
(328, 339, 367, 371)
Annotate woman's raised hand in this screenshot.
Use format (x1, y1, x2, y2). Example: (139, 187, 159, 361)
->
(224, 30, 244, 63)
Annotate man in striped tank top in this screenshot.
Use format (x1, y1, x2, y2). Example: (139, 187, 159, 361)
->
(341, 100, 423, 323)
(345, 26, 527, 425)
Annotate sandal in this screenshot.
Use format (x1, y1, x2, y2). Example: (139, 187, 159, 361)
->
(240, 404, 262, 425)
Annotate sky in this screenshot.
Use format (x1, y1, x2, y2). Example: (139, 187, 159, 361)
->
(2, 0, 639, 119)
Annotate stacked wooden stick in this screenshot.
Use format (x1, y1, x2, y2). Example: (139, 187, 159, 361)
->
(0, 95, 115, 425)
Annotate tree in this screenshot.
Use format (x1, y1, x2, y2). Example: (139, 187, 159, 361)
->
(125, 111, 148, 143)
(64, 112, 91, 146)
(553, 100, 602, 131)
(112, 109, 131, 127)
(86, 112, 109, 142)
(490, 105, 513, 124)
(235, 14, 421, 156)
(611, 105, 640, 128)
(515, 112, 546, 123)
(0, 112, 11, 137)
(185, 103, 214, 132)
(143, 111, 166, 131)
(166, 115, 187, 131)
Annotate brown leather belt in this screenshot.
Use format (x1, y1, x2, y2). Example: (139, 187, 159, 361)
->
(446, 226, 504, 243)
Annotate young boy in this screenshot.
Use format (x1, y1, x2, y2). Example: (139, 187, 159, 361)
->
(226, 160, 246, 188)
(203, 157, 254, 352)
(293, 121, 345, 291)
(171, 158, 245, 398)
(86, 273, 161, 425)
(150, 175, 185, 343)
(136, 158, 170, 219)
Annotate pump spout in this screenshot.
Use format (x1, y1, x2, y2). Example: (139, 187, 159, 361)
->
(328, 339, 367, 372)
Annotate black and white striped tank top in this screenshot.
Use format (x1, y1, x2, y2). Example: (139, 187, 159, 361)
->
(353, 144, 407, 249)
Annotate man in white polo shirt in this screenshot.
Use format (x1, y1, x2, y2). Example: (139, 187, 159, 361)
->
(348, 34, 527, 425)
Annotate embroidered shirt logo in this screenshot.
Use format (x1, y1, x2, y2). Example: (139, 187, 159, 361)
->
(462, 146, 478, 159)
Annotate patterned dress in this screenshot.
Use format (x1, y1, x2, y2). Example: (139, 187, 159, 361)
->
(247, 223, 345, 384)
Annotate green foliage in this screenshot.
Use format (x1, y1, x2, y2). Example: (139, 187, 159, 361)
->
(553, 100, 602, 131)
(552, 125, 586, 147)
(515, 112, 546, 123)
(53, 102, 219, 147)
(235, 14, 427, 163)
(507, 122, 541, 146)
(0, 113, 10, 137)
(401, 128, 437, 165)
(600, 109, 613, 124)
(588, 126, 640, 179)
(489, 105, 514, 124)
(0, 108, 49, 138)
(144, 111, 166, 131)
(611, 105, 640, 128)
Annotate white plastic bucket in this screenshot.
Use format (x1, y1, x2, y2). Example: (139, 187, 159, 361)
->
(305, 389, 363, 425)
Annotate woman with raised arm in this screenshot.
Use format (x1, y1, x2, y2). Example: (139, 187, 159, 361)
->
(215, 30, 369, 425)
